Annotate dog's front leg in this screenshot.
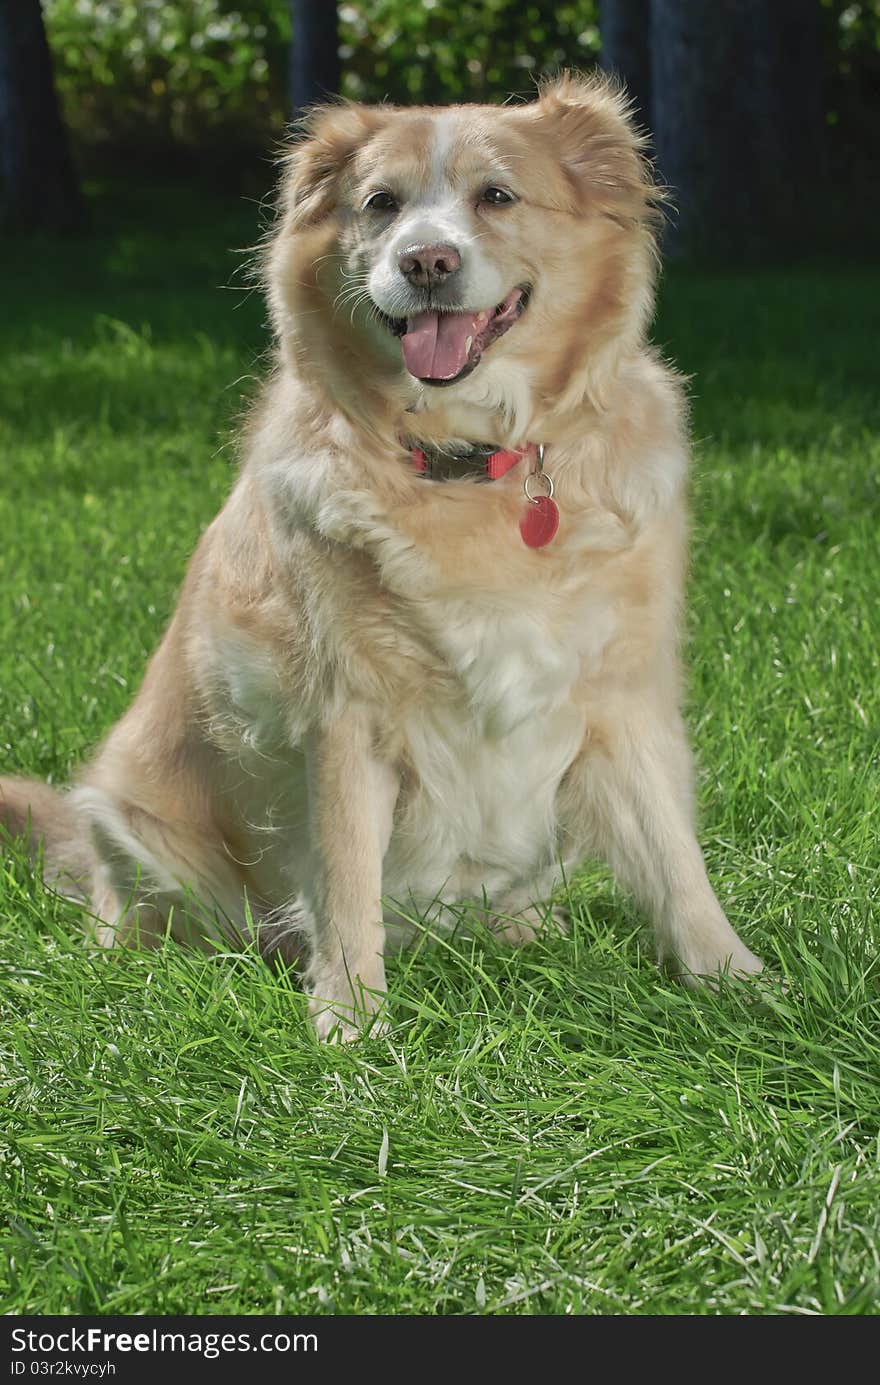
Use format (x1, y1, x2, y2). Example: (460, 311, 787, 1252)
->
(303, 708, 398, 1042)
(559, 706, 762, 983)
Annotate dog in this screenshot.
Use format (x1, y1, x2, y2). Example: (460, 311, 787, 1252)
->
(0, 73, 762, 1039)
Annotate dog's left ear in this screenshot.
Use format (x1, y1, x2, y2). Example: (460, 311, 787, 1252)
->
(530, 71, 660, 227)
(280, 102, 389, 230)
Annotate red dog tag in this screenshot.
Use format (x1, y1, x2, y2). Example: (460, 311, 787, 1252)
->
(520, 496, 560, 548)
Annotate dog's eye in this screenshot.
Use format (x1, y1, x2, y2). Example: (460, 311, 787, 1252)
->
(481, 186, 515, 206)
(364, 191, 399, 213)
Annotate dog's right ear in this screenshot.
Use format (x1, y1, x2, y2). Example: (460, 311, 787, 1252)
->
(280, 103, 388, 230)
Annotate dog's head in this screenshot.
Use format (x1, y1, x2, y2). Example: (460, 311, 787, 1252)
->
(267, 74, 661, 437)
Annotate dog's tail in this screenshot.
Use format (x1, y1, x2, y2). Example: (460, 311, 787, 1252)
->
(0, 776, 93, 901)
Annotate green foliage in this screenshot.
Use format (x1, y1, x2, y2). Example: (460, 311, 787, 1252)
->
(43, 0, 292, 157)
(828, 0, 880, 55)
(822, 0, 880, 153)
(42, 1, 880, 169)
(42, 0, 880, 168)
(42, 0, 600, 161)
(338, 1, 599, 105)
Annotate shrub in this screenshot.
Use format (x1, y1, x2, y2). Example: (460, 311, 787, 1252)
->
(43, 0, 600, 163)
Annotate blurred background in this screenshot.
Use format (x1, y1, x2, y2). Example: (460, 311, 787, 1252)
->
(2, 0, 879, 260)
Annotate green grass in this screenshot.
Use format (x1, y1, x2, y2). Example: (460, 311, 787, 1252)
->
(1, 181, 879, 1316)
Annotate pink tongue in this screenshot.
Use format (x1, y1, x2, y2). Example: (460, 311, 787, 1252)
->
(400, 311, 480, 380)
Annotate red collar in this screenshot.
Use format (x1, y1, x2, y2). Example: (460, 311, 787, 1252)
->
(409, 441, 538, 481)
(407, 439, 559, 547)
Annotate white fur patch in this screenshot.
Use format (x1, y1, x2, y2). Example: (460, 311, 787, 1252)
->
(429, 112, 463, 195)
(367, 112, 510, 324)
(378, 590, 589, 924)
(384, 695, 585, 924)
(212, 630, 292, 754)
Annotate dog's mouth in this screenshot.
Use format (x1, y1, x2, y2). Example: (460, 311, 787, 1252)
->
(377, 286, 531, 386)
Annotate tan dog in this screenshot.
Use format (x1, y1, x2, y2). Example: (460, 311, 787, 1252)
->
(0, 74, 762, 1039)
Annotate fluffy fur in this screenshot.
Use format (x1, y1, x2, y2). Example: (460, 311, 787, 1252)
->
(0, 74, 762, 1039)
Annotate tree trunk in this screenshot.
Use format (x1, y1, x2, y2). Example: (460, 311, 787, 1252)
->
(289, 0, 340, 117)
(0, 0, 83, 231)
(651, 0, 825, 260)
(599, 0, 653, 135)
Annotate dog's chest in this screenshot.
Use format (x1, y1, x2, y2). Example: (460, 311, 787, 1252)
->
(431, 598, 577, 733)
(419, 580, 616, 731)
(213, 576, 614, 906)
(384, 590, 608, 902)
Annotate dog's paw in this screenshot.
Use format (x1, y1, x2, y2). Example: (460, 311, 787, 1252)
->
(492, 904, 569, 947)
(311, 1004, 389, 1044)
(307, 961, 388, 1042)
(663, 936, 764, 987)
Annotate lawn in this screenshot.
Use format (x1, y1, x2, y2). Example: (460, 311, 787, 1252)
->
(1, 180, 879, 1315)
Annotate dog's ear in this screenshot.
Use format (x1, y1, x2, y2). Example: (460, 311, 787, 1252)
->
(530, 71, 661, 227)
(280, 102, 388, 229)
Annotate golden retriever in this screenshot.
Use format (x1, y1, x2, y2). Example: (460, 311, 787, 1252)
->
(0, 74, 762, 1039)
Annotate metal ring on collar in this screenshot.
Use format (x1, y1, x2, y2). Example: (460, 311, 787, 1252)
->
(524, 470, 554, 503)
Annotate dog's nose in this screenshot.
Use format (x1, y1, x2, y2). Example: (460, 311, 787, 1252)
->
(398, 243, 462, 287)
